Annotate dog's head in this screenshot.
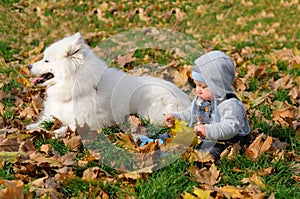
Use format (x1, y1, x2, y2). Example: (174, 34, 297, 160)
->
(28, 33, 87, 87)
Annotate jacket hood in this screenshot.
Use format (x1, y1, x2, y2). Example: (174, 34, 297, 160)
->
(193, 51, 235, 99)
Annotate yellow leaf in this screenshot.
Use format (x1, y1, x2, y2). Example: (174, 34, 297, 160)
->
(217, 186, 243, 198)
(193, 187, 211, 199)
(181, 191, 198, 199)
(168, 118, 198, 147)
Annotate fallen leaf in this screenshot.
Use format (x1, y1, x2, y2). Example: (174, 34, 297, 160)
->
(117, 52, 136, 68)
(114, 132, 136, 150)
(50, 116, 63, 131)
(19, 107, 35, 119)
(0, 136, 19, 152)
(216, 186, 244, 198)
(242, 172, 267, 189)
(63, 136, 81, 151)
(167, 118, 198, 148)
(59, 152, 76, 166)
(188, 164, 220, 186)
(25, 151, 62, 167)
(289, 86, 299, 104)
(40, 144, 52, 155)
(19, 138, 35, 152)
(258, 166, 274, 176)
(82, 167, 108, 181)
(0, 151, 24, 163)
(0, 180, 24, 199)
(181, 191, 198, 199)
(245, 134, 272, 160)
(193, 187, 212, 199)
(187, 149, 215, 163)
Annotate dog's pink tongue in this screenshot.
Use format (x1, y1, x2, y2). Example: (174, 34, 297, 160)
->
(31, 77, 44, 84)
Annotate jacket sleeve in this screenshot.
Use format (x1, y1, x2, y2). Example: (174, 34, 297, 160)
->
(172, 97, 197, 123)
(205, 99, 248, 140)
(173, 106, 192, 123)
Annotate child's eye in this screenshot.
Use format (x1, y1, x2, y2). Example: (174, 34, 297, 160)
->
(45, 60, 49, 63)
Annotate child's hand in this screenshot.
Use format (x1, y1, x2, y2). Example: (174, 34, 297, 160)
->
(194, 124, 206, 138)
(164, 114, 175, 127)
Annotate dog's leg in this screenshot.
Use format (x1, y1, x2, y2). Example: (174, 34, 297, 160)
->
(26, 122, 41, 130)
(53, 126, 68, 138)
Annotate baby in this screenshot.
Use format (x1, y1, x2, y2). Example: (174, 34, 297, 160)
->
(164, 50, 250, 159)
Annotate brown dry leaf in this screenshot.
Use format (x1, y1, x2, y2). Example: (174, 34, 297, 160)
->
(117, 52, 136, 68)
(188, 164, 220, 186)
(187, 149, 215, 163)
(114, 132, 136, 150)
(30, 94, 44, 114)
(260, 136, 273, 154)
(0, 136, 19, 152)
(25, 151, 62, 167)
(0, 102, 4, 115)
(50, 116, 63, 131)
(82, 166, 108, 181)
(19, 138, 35, 152)
(40, 144, 52, 155)
(233, 77, 247, 91)
(137, 141, 156, 154)
(246, 134, 272, 160)
(0, 180, 24, 199)
(257, 166, 274, 176)
(31, 170, 48, 188)
(126, 114, 142, 133)
(272, 107, 294, 126)
(220, 143, 241, 160)
(289, 86, 299, 104)
(171, 67, 189, 87)
(272, 74, 294, 90)
(19, 106, 35, 119)
(59, 152, 76, 166)
(63, 135, 81, 151)
(245, 134, 264, 159)
(242, 172, 267, 190)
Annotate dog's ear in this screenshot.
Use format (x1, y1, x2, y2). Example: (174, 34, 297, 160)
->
(66, 33, 84, 59)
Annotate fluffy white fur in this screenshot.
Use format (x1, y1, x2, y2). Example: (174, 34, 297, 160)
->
(26, 33, 191, 137)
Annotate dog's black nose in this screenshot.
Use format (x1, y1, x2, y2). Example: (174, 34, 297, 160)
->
(28, 65, 32, 71)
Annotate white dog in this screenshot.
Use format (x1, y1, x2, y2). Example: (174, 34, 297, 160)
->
(26, 33, 191, 137)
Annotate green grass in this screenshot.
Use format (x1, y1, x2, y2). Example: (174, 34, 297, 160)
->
(39, 120, 55, 131)
(135, 159, 196, 199)
(0, 162, 15, 180)
(218, 154, 300, 198)
(34, 137, 71, 155)
(0, 0, 299, 198)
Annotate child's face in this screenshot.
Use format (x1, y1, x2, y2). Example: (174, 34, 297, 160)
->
(194, 80, 213, 101)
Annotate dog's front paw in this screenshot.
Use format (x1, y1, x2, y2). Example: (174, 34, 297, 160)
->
(26, 123, 40, 130)
(53, 126, 68, 139)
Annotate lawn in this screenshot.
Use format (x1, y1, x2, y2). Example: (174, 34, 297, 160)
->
(0, 0, 299, 198)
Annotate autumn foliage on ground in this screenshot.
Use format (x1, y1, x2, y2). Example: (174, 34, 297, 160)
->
(0, 1, 299, 198)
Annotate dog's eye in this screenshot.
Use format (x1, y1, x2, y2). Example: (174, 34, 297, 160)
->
(45, 60, 49, 63)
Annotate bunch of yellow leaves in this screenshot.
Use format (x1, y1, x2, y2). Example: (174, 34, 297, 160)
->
(165, 118, 199, 148)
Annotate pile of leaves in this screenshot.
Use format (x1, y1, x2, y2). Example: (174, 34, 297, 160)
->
(0, 115, 299, 198)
